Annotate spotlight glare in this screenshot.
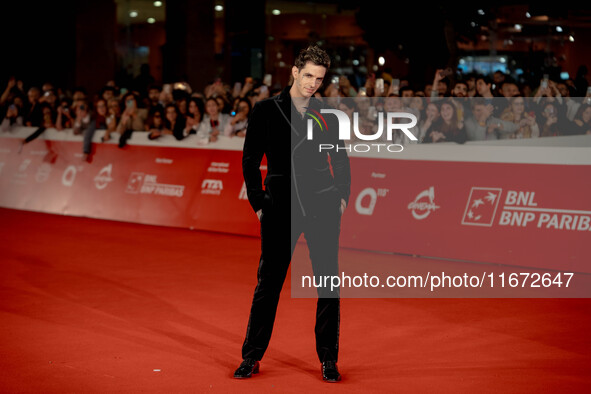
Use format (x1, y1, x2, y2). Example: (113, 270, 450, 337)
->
(378, 56, 385, 66)
(129, 10, 138, 18)
(214, 5, 223, 12)
(153, 1, 162, 7)
(147, 17, 156, 24)
(272, 9, 281, 15)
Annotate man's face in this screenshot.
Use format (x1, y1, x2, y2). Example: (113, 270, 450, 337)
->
(148, 89, 160, 102)
(103, 90, 114, 101)
(472, 104, 486, 121)
(501, 83, 519, 98)
(557, 83, 569, 97)
(452, 83, 467, 97)
(28, 89, 40, 103)
(476, 79, 490, 95)
(384, 97, 402, 112)
(291, 62, 326, 98)
(401, 90, 414, 98)
(73, 91, 86, 103)
(493, 71, 505, 84)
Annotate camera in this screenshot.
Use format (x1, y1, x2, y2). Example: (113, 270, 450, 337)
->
(438, 68, 453, 78)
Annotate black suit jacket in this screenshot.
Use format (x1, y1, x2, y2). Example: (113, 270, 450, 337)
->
(242, 87, 351, 217)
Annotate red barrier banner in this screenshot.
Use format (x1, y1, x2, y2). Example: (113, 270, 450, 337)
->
(0, 135, 263, 236)
(1, 130, 589, 273)
(340, 159, 591, 273)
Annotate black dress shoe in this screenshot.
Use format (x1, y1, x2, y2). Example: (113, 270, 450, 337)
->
(321, 360, 341, 382)
(233, 358, 260, 379)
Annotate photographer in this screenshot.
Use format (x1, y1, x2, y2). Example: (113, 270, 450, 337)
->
(24, 87, 43, 127)
(116, 93, 148, 148)
(80, 100, 112, 161)
(0, 77, 25, 107)
(146, 108, 165, 140)
(56, 98, 74, 130)
(197, 97, 229, 144)
(430, 68, 453, 99)
(224, 98, 251, 137)
(500, 96, 540, 139)
(569, 104, 591, 135)
(539, 101, 567, 137)
(464, 97, 517, 141)
(1, 100, 23, 132)
(162, 103, 186, 140)
(183, 97, 205, 137)
(422, 99, 467, 144)
(102, 98, 121, 141)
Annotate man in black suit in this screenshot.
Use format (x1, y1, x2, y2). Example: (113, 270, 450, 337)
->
(234, 46, 351, 382)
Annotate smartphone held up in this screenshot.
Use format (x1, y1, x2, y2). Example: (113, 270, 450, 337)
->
(375, 78, 384, 96)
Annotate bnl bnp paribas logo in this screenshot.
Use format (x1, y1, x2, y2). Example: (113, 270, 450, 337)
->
(305, 108, 417, 153)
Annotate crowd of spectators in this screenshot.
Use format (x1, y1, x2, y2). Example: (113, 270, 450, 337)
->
(0, 74, 269, 160)
(327, 66, 591, 144)
(1, 63, 590, 160)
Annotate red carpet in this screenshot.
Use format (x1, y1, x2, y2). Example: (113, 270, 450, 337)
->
(0, 208, 589, 392)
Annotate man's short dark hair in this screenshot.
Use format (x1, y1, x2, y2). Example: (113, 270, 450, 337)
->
(294, 45, 331, 71)
(500, 77, 517, 88)
(148, 84, 162, 92)
(476, 75, 492, 85)
(453, 80, 468, 89)
(399, 86, 414, 95)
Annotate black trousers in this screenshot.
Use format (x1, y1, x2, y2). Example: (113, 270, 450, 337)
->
(241, 199, 341, 362)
